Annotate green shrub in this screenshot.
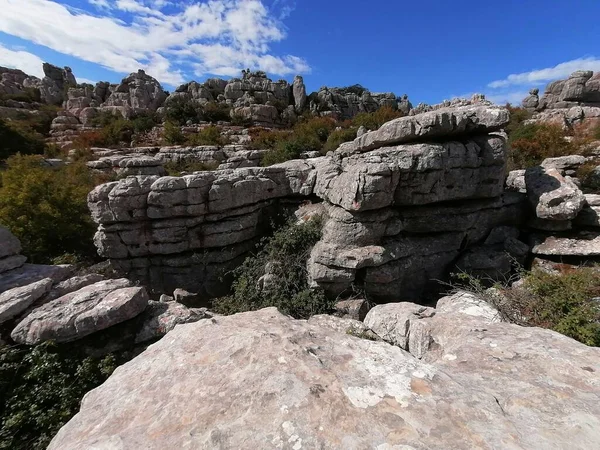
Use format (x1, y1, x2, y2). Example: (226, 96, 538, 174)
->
(454, 267, 600, 346)
(213, 217, 333, 319)
(162, 121, 186, 145)
(186, 125, 228, 146)
(0, 155, 98, 263)
(508, 123, 575, 170)
(352, 106, 404, 131)
(247, 128, 291, 150)
(130, 112, 159, 134)
(0, 342, 116, 450)
(323, 127, 357, 153)
(164, 96, 201, 125)
(201, 102, 232, 122)
(100, 117, 134, 147)
(261, 116, 337, 165)
(0, 119, 46, 160)
(504, 105, 532, 137)
(522, 268, 600, 345)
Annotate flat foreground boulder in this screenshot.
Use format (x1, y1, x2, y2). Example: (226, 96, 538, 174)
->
(49, 306, 600, 449)
(11, 279, 149, 344)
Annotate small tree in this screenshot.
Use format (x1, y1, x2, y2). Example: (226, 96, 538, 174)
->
(0, 155, 98, 263)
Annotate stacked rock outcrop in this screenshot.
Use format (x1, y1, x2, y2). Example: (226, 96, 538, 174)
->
(506, 153, 600, 262)
(89, 105, 530, 301)
(523, 70, 600, 128)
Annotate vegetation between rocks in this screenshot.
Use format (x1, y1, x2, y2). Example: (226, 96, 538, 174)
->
(505, 105, 598, 171)
(454, 266, 600, 346)
(213, 217, 334, 319)
(0, 154, 99, 264)
(0, 342, 116, 450)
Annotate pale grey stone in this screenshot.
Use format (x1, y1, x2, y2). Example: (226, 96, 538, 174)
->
(525, 167, 585, 221)
(11, 279, 148, 344)
(0, 278, 53, 324)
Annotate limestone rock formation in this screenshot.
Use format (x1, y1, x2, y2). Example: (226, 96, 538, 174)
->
(292, 75, 307, 112)
(10, 279, 148, 345)
(0, 226, 26, 274)
(88, 105, 530, 301)
(103, 69, 167, 114)
(48, 304, 600, 449)
(524, 71, 600, 128)
(0, 278, 53, 325)
(525, 166, 586, 221)
(39, 63, 76, 105)
(522, 88, 539, 109)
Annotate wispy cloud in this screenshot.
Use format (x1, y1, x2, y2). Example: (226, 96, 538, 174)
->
(0, 43, 45, 78)
(488, 56, 600, 89)
(0, 0, 310, 86)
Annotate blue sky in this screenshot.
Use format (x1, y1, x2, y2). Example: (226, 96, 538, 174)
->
(1, 0, 600, 105)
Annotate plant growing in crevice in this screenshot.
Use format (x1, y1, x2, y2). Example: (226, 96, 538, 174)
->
(212, 216, 333, 319)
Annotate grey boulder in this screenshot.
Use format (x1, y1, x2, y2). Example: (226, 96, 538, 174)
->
(49, 306, 600, 450)
(11, 279, 148, 344)
(525, 166, 585, 220)
(0, 278, 53, 324)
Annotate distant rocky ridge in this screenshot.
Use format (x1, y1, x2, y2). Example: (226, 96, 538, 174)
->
(0, 63, 416, 130)
(522, 70, 600, 128)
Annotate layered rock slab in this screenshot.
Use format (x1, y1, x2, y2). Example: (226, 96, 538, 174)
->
(336, 104, 509, 155)
(49, 306, 600, 449)
(11, 279, 149, 344)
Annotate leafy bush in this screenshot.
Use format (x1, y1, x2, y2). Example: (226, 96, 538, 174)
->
(247, 128, 291, 150)
(69, 131, 105, 151)
(100, 117, 134, 147)
(130, 111, 159, 134)
(504, 105, 532, 137)
(352, 106, 404, 131)
(186, 125, 228, 146)
(201, 102, 232, 122)
(0, 119, 46, 160)
(508, 123, 575, 170)
(163, 160, 219, 176)
(162, 121, 186, 145)
(454, 266, 600, 346)
(164, 96, 202, 125)
(213, 217, 333, 319)
(323, 127, 357, 153)
(261, 116, 336, 165)
(0, 155, 98, 263)
(0, 342, 116, 450)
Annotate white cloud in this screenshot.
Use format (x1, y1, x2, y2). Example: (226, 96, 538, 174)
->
(0, 43, 44, 78)
(0, 0, 310, 86)
(485, 90, 530, 106)
(488, 56, 600, 89)
(77, 77, 98, 85)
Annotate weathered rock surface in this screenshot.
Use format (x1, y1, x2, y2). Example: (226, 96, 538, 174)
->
(49, 305, 600, 450)
(45, 274, 106, 301)
(135, 301, 210, 344)
(0, 226, 25, 273)
(525, 166, 585, 221)
(531, 231, 600, 256)
(0, 264, 73, 294)
(0, 278, 53, 324)
(11, 279, 149, 344)
(337, 105, 510, 155)
(88, 105, 525, 300)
